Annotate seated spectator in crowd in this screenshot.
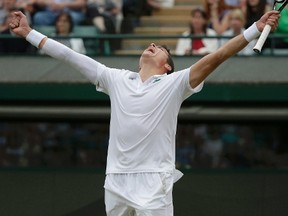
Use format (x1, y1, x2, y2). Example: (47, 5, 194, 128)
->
(202, 128, 224, 168)
(86, 2, 111, 33)
(241, 0, 271, 28)
(175, 8, 218, 56)
(86, 0, 123, 33)
(220, 9, 255, 55)
(0, 2, 31, 53)
(204, 0, 232, 34)
(122, 0, 151, 32)
(85, 0, 123, 51)
(32, 0, 86, 26)
(41, 12, 86, 54)
(147, 0, 175, 9)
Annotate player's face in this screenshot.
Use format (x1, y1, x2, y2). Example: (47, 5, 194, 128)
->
(141, 43, 169, 65)
(142, 43, 169, 57)
(140, 43, 170, 71)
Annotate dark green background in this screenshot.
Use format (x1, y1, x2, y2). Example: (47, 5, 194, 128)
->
(1, 169, 287, 216)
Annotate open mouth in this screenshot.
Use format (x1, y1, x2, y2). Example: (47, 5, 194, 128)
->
(147, 47, 155, 54)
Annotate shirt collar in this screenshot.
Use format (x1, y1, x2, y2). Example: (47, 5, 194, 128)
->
(153, 73, 167, 78)
(128, 73, 167, 80)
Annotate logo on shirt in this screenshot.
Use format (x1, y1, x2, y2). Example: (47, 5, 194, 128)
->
(153, 78, 161, 83)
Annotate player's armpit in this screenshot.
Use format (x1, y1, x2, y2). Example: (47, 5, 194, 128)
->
(189, 52, 221, 88)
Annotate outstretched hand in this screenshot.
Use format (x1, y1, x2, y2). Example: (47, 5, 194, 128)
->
(9, 11, 32, 38)
(256, 10, 280, 32)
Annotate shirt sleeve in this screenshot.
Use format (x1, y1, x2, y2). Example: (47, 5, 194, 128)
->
(171, 67, 204, 100)
(41, 38, 122, 95)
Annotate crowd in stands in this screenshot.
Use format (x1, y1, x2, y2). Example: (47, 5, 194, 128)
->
(175, 0, 283, 56)
(0, 122, 287, 169)
(0, 122, 109, 168)
(176, 123, 288, 169)
(0, 0, 154, 54)
(1, 0, 287, 55)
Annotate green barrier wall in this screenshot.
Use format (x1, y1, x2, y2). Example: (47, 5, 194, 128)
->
(1, 83, 288, 102)
(1, 169, 287, 216)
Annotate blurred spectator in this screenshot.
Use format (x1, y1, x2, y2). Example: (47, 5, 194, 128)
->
(147, 0, 175, 9)
(241, 0, 271, 28)
(0, 0, 14, 25)
(53, 12, 86, 54)
(175, 8, 218, 56)
(1, 122, 288, 169)
(121, 0, 151, 33)
(32, 0, 86, 26)
(176, 125, 195, 169)
(220, 9, 255, 55)
(85, 0, 123, 51)
(86, 2, 114, 33)
(86, 0, 123, 33)
(202, 127, 224, 168)
(0, 4, 32, 54)
(204, 0, 232, 34)
(225, 0, 246, 9)
(224, 0, 242, 7)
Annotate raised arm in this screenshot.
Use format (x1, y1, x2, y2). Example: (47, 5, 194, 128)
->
(9, 11, 105, 84)
(189, 10, 280, 88)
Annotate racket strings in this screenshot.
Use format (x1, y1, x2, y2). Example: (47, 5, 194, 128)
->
(273, 0, 288, 12)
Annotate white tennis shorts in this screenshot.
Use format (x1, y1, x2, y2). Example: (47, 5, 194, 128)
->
(104, 172, 176, 216)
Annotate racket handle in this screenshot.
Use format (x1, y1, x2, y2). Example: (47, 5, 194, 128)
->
(253, 25, 272, 53)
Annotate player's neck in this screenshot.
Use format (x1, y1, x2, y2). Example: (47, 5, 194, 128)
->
(139, 65, 165, 82)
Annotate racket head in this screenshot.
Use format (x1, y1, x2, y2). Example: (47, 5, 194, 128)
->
(273, 0, 288, 12)
(253, 0, 287, 53)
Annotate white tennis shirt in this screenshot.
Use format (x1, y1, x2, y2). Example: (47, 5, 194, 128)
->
(42, 39, 203, 174)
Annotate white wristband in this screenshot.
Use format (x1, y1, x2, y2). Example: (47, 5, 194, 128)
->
(243, 22, 261, 42)
(26, 29, 46, 48)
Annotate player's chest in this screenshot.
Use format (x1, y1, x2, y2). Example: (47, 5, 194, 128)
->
(114, 77, 173, 114)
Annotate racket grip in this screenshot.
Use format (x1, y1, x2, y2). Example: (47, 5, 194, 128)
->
(253, 25, 272, 53)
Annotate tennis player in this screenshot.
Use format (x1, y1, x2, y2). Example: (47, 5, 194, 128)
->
(9, 10, 279, 216)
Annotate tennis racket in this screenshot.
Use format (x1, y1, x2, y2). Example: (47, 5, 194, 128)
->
(253, 0, 288, 53)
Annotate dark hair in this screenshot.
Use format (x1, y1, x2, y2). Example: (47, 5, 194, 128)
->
(246, 0, 267, 27)
(190, 8, 208, 34)
(55, 12, 74, 34)
(160, 45, 174, 74)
